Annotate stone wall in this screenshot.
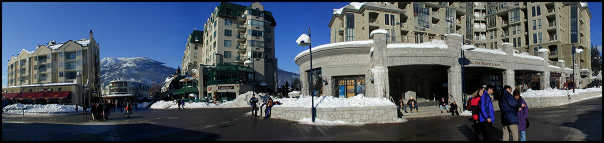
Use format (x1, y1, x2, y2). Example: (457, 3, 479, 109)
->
(270, 105, 399, 123)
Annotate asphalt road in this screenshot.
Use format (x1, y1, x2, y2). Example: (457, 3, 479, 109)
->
(2, 97, 601, 141)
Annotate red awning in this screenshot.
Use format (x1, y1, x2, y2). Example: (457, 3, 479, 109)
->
(3, 93, 19, 99)
(41, 91, 70, 100)
(15, 92, 44, 100)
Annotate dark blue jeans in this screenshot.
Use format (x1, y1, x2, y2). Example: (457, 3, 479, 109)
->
(265, 107, 272, 118)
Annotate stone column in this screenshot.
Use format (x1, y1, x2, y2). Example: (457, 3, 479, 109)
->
(539, 49, 550, 89)
(502, 43, 515, 89)
(574, 52, 581, 88)
(445, 34, 463, 105)
(369, 30, 389, 98)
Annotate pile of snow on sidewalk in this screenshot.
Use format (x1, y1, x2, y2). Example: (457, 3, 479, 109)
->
(3, 104, 82, 114)
(288, 91, 301, 97)
(150, 91, 267, 109)
(275, 94, 395, 108)
(521, 87, 601, 97)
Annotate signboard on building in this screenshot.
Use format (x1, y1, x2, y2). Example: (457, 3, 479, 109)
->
(218, 86, 234, 90)
(470, 61, 502, 67)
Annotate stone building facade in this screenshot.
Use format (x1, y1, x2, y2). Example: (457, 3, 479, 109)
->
(328, 2, 592, 80)
(295, 31, 574, 106)
(181, 2, 278, 95)
(5, 30, 101, 105)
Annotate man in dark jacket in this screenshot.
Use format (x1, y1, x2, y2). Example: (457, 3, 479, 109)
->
(479, 85, 496, 141)
(499, 85, 521, 141)
(249, 95, 259, 117)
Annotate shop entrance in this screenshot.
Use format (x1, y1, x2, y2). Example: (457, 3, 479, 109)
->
(550, 72, 562, 89)
(464, 67, 504, 99)
(515, 70, 542, 91)
(389, 65, 449, 104)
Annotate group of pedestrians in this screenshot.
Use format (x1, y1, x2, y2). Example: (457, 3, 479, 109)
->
(90, 100, 136, 121)
(398, 97, 419, 115)
(468, 84, 529, 141)
(249, 94, 279, 119)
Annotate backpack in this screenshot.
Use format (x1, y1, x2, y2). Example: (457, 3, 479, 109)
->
(470, 96, 481, 121)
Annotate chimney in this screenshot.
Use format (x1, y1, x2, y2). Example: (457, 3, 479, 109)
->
(89, 30, 94, 40)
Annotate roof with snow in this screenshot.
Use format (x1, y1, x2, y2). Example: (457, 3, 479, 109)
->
(388, 40, 447, 49)
(7, 82, 77, 88)
(295, 40, 373, 60)
(513, 52, 544, 60)
(462, 45, 506, 55)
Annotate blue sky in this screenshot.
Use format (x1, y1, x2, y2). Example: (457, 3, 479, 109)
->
(2, 2, 602, 87)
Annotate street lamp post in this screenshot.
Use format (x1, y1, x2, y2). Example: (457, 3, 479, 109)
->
(297, 27, 315, 122)
(245, 57, 255, 99)
(458, 36, 470, 109)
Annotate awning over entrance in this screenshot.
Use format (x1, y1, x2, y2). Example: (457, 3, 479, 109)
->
(3, 93, 19, 100)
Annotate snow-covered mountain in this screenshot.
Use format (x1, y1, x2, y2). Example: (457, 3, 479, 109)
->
(100, 57, 176, 87)
(278, 69, 300, 87)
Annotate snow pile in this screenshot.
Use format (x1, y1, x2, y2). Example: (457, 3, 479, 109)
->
(521, 87, 602, 97)
(297, 118, 365, 126)
(538, 48, 549, 53)
(388, 40, 447, 49)
(513, 52, 544, 60)
(275, 94, 395, 108)
(460, 110, 472, 116)
(295, 40, 373, 60)
(462, 45, 506, 55)
(288, 91, 301, 97)
(161, 76, 175, 92)
(296, 34, 310, 45)
(3, 104, 82, 114)
(150, 91, 268, 109)
(370, 29, 388, 38)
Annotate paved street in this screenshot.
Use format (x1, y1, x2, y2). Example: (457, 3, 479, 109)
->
(2, 97, 601, 141)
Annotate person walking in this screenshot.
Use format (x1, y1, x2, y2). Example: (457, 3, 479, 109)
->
(515, 90, 529, 141)
(499, 85, 521, 141)
(470, 86, 485, 141)
(479, 85, 496, 141)
(249, 95, 259, 117)
(265, 97, 274, 119)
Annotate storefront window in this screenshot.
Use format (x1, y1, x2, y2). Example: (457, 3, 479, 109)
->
(306, 68, 323, 96)
(334, 75, 365, 98)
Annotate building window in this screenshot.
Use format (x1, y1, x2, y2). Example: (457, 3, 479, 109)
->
(20, 59, 26, 66)
(59, 72, 63, 77)
(390, 14, 395, 26)
(532, 20, 536, 30)
(65, 62, 76, 70)
(513, 38, 517, 47)
(65, 71, 77, 79)
(532, 6, 536, 17)
(533, 33, 537, 43)
(213, 31, 216, 38)
(249, 30, 263, 37)
(414, 3, 430, 30)
(224, 40, 231, 48)
(538, 19, 542, 29)
(415, 32, 424, 43)
(65, 52, 77, 60)
(517, 37, 521, 47)
(385, 14, 390, 25)
(224, 51, 232, 58)
(536, 5, 541, 16)
(570, 4, 578, 43)
(345, 13, 354, 41)
(225, 29, 232, 36)
(249, 19, 264, 27)
(38, 73, 47, 81)
(225, 18, 232, 26)
(538, 32, 542, 43)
